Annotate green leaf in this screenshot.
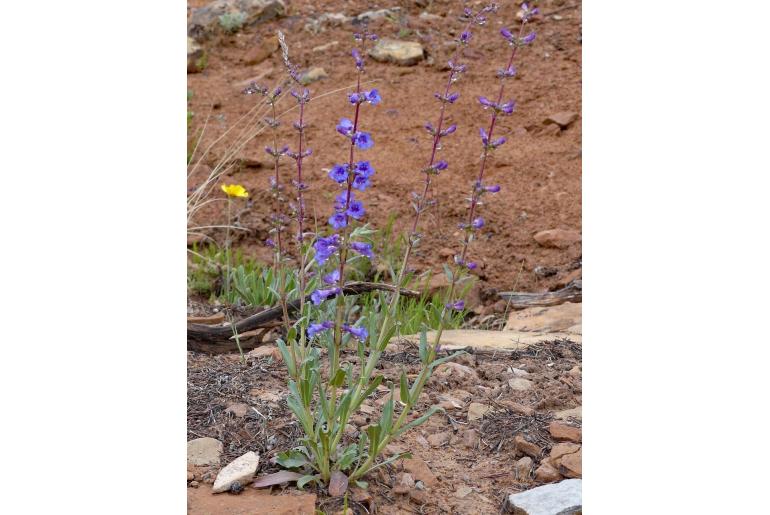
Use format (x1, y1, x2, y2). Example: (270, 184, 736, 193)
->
(277, 340, 295, 377)
(329, 368, 347, 387)
(419, 328, 428, 364)
(429, 350, 468, 371)
(380, 394, 394, 435)
(399, 370, 409, 405)
(276, 449, 309, 469)
(336, 444, 359, 471)
(366, 425, 381, 457)
(394, 405, 444, 437)
(296, 474, 318, 489)
(354, 480, 368, 489)
(442, 264, 453, 282)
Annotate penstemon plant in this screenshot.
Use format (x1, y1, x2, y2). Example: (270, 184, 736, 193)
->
(258, 2, 537, 493)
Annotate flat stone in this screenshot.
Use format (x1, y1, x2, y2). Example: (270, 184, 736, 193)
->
(427, 431, 452, 447)
(246, 345, 281, 360)
(549, 422, 582, 443)
(402, 329, 581, 351)
(514, 435, 542, 458)
(187, 437, 223, 467)
(403, 457, 437, 487)
(504, 303, 582, 333)
(508, 377, 534, 391)
(533, 229, 581, 249)
(462, 428, 479, 449)
(225, 402, 251, 418)
(212, 451, 259, 493)
(455, 485, 473, 498)
(506, 479, 582, 515)
(300, 67, 328, 85)
(467, 402, 492, 421)
(392, 472, 415, 494)
(515, 456, 533, 481)
(554, 406, 582, 421)
(550, 443, 581, 463)
(355, 8, 401, 23)
(534, 462, 562, 482)
(543, 112, 579, 129)
(369, 38, 425, 66)
(559, 449, 582, 478)
(312, 40, 339, 53)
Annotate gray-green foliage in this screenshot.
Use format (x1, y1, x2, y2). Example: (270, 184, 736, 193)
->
(218, 11, 247, 34)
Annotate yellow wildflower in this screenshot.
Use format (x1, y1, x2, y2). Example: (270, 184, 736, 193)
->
(221, 184, 249, 198)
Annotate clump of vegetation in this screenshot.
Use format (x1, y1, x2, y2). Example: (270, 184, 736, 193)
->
(186, 1, 540, 495)
(218, 11, 247, 34)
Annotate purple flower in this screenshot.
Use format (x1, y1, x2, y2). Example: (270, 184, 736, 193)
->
(354, 131, 374, 150)
(478, 96, 495, 109)
(472, 217, 484, 229)
(355, 161, 375, 178)
(329, 212, 348, 230)
(492, 136, 507, 147)
(352, 48, 365, 70)
(459, 30, 472, 44)
(308, 320, 334, 338)
(499, 101, 516, 115)
(350, 242, 373, 259)
(347, 200, 365, 219)
(466, 262, 478, 270)
(485, 184, 501, 193)
(479, 127, 490, 146)
(352, 174, 371, 191)
(435, 92, 460, 104)
(521, 31, 537, 45)
(337, 118, 354, 136)
(446, 300, 465, 311)
(498, 65, 517, 78)
(323, 269, 340, 285)
(348, 92, 361, 104)
(434, 160, 448, 171)
(265, 238, 275, 248)
(441, 124, 457, 137)
(334, 191, 352, 211)
(314, 234, 340, 264)
(329, 164, 349, 183)
(424, 122, 436, 135)
(366, 89, 382, 105)
(500, 27, 513, 42)
(342, 324, 368, 341)
(311, 287, 341, 306)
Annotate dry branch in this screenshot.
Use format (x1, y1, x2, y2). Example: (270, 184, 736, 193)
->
(188, 281, 420, 353)
(498, 279, 581, 309)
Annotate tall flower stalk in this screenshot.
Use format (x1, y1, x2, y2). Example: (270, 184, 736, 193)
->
(243, 83, 292, 335)
(435, 3, 539, 346)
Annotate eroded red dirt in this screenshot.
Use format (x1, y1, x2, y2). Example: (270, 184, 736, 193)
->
(187, 0, 582, 294)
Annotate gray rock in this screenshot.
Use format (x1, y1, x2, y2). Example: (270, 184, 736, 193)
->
(508, 377, 534, 391)
(369, 38, 425, 66)
(188, 0, 286, 40)
(187, 437, 223, 466)
(187, 37, 207, 73)
(506, 479, 582, 515)
(543, 112, 579, 129)
(354, 7, 401, 24)
(212, 451, 260, 493)
(300, 66, 328, 85)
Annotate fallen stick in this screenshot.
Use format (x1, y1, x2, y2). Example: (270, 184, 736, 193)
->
(188, 281, 421, 353)
(498, 279, 581, 309)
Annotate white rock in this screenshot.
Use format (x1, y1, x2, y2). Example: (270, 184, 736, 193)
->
(506, 479, 582, 515)
(508, 377, 534, 391)
(369, 38, 425, 66)
(212, 451, 260, 493)
(187, 437, 223, 467)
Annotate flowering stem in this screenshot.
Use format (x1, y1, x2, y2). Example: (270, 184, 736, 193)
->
(435, 22, 528, 349)
(294, 99, 308, 368)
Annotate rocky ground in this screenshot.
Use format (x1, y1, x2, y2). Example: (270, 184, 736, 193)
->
(187, 302, 582, 513)
(187, 0, 582, 294)
(187, 0, 582, 512)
